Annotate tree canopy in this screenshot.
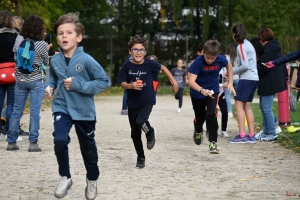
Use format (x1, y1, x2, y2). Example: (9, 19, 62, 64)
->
(1, 0, 300, 84)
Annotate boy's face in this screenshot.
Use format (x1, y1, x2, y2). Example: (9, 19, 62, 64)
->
(129, 43, 147, 64)
(56, 23, 82, 56)
(203, 54, 217, 65)
(177, 59, 184, 68)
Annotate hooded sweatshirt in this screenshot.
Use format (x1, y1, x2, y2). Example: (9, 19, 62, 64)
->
(257, 39, 287, 95)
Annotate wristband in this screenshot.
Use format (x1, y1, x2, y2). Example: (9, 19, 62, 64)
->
(200, 88, 204, 93)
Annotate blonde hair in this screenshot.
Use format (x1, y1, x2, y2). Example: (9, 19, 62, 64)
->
(13, 16, 23, 30)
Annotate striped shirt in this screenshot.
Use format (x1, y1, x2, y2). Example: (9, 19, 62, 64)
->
(14, 40, 49, 82)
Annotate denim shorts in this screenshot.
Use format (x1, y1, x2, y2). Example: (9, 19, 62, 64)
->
(234, 79, 258, 102)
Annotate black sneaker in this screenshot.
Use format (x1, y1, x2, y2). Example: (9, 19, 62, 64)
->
(6, 143, 19, 151)
(19, 126, 29, 136)
(193, 131, 203, 145)
(146, 128, 156, 150)
(136, 157, 145, 168)
(0, 125, 6, 135)
(209, 141, 219, 154)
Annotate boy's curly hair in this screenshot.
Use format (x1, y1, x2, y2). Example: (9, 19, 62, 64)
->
(203, 39, 221, 56)
(53, 13, 85, 36)
(0, 10, 14, 29)
(21, 15, 45, 41)
(128, 35, 148, 50)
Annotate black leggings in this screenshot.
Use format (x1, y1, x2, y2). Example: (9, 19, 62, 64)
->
(128, 103, 154, 158)
(175, 88, 184, 108)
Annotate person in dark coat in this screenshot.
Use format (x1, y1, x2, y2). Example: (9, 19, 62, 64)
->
(256, 27, 287, 141)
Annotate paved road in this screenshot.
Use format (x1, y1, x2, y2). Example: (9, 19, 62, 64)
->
(0, 95, 299, 200)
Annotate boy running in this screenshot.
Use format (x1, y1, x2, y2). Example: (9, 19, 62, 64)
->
(188, 39, 235, 154)
(47, 13, 111, 199)
(118, 35, 178, 168)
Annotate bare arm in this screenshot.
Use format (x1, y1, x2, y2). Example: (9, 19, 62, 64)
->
(225, 62, 236, 95)
(187, 73, 214, 98)
(120, 81, 143, 90)
(161, 65, 179, 95)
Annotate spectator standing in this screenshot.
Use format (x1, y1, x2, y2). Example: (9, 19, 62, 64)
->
(6, 15, 49, 151)
(255, 28, 287, 141)
(0, 10, 23, 142)
(228, 24, 259, 144)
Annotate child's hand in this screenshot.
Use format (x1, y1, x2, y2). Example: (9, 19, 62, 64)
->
(201, 89, 215, 99)
(228, 84, 236, 96)
(44, 86, 53, 98)
(172, 83, 179, 95)
(133, 80, 143, 90)
(64, 77, 72, 90)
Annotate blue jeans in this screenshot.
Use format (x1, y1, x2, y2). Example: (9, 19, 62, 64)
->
(0, 83, 15, 131)
(260, 95, 276, 135)
(7, 79, 45, 143)
(224, 88, 232, 113)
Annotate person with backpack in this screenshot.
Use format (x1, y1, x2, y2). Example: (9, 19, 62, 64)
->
(6, 15, 49, 151)
(0, 10, 23, 142)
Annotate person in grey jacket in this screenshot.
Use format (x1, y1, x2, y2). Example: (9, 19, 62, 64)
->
(47, 13, 111, 200)
(228, 24, 259, 144)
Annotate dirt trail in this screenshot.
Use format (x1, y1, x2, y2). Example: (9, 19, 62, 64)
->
(0, 95, 299, 200)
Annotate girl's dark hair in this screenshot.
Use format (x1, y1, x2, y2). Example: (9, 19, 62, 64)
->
(232, 24, 247, 44)
(258, 27, 274, 43)
(0, 10, 14, 28)
(21, 15, 45, 41)
(226, 43, 237, 66)
(250, 37, 262, 59)
(53, 13, 85, 36)
(128, 35, 148, 50)
(203, 39, 220, 56)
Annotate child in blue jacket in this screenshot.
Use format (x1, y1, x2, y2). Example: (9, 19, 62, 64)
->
(46, 13, 110, 200)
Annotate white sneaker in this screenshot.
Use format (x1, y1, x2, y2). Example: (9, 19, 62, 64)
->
(221, 131, 229, 137)
(177, 108, 181, 113)
(275, 126, 282, 134)
(6, 135, 23, 141)
(255, 130, 263, 139)
(54, 176, 73, 198)
(85, 178, 97, 200)
(228, 112, 233, 118)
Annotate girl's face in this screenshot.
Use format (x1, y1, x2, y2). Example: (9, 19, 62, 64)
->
(56, 23, 82, 57)
(129, 43, 147, 64)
